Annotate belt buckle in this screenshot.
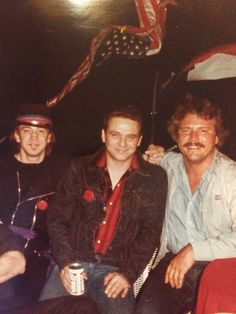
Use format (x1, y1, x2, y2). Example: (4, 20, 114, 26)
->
(95, 254, 102, 263)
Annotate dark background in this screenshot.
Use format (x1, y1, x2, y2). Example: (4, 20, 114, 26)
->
(1, 0, 236, 157)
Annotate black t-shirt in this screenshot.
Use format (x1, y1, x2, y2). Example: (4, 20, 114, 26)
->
(0, 153, 72, 254)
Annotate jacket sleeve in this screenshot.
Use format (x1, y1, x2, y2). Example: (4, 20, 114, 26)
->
(47, 160, 82, 269)
(192, 164, 236, 261)
(119, 165, 168, 284)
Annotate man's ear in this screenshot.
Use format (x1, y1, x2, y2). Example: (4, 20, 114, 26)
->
(14, 130, 20, 144)
(101, 129, 105, 143)
(47, 132, 52, 144)
(137, 135, 143, 147)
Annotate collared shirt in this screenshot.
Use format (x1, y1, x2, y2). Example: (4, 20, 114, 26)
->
(94, 152, 138, 255)
(167, 158, 214, 254)
(153, 149, 236, 267)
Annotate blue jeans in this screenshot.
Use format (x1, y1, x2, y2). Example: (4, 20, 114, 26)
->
(40, 262, 135, 314)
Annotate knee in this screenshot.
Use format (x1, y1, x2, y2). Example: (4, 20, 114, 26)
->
(134, 273, 161, 314)
(135, 296, 159, 314)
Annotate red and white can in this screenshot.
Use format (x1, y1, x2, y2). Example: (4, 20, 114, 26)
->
(68, 263, 85, 295)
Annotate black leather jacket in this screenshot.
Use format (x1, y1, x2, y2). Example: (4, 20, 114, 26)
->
(48, 149, 167, 284)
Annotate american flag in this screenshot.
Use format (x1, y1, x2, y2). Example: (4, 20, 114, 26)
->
(47, 0, 175, 108)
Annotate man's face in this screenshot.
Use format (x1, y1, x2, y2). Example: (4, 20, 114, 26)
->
(177, 113, 218, 165)
(101, 117, 142, 164)
(14, 125, 52, 162)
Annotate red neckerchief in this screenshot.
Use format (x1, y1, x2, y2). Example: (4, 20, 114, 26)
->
(94, 152, 138, 255)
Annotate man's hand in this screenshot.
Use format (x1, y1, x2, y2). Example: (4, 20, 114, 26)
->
(0, 251, 26, 283)
(165, 244, 195, 289)
(143, 144, 165, 165)
(104, 272, 131, 298)
(60, 265, 72, 293)
(60, 265, 88, 294)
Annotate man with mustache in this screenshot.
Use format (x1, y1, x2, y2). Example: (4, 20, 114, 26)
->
(135, 93, 236, 314)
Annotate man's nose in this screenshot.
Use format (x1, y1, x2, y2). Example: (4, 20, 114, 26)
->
(30, 131, 39, 140)
(189, 129, 199, 141)
(119, 136, 126, 146)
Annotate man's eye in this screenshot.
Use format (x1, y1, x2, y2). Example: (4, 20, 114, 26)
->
(180, 128, 190, 134)
(127, 135, 137, 140)
(38, 130, 46, 134)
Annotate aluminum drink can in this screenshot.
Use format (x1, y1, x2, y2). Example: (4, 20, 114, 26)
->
(68, 263, 85, 295)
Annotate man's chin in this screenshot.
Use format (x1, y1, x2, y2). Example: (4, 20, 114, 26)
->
(111, 154, 131, 162)
(27, 150, 44, 158)
(183, 151, 202, 161)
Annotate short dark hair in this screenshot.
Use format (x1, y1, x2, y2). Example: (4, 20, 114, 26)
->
(103, 105, 142, 133)
(167, 93, 229, 147)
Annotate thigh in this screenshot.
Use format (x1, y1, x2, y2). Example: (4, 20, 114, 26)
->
(19, 255, 50, 300)
(87, 264, 135, 314)
(39, 266, 69, 300)
(0, 256, 50, 312)
(135, 256, 207, 314)
(135, 256, 170, 314)
(6, 296, 100, 314)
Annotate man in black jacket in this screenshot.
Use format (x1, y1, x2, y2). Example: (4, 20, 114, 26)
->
(0, 103, 71, 311)
(40, 105, 167, 314)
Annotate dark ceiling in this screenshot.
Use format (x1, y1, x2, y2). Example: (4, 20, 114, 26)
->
(1, 0, 236, 156)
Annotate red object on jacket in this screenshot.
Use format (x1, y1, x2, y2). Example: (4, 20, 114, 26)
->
(196, 258, 236, 314)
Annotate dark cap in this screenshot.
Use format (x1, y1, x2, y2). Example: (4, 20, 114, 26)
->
(16, 103, 52, 129)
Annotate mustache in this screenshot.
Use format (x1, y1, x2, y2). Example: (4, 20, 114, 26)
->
(183, 141, 205, 148)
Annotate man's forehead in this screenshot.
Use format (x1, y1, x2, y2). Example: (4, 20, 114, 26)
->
(107, 116, 141, 128)
(179, 113, 215, 125)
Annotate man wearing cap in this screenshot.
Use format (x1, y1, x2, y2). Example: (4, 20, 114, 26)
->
(0, 103, 71, 310)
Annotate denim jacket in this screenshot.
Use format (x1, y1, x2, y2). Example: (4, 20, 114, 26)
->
(153, 149, 236, 267)
(48, 149, 167, 284)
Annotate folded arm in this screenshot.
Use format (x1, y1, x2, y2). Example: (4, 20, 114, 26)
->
(0, 250, 26, 283)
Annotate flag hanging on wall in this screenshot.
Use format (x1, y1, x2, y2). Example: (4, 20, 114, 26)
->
(47, 0, 175, 107)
